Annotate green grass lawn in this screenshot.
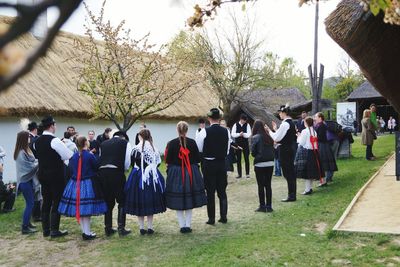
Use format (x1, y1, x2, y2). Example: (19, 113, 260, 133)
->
(0, 134, 398, 266)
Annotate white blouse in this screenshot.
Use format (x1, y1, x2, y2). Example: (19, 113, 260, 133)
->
(297, 127, 317, 150)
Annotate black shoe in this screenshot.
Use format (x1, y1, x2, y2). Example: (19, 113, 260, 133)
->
(28, 222, 37, 228)
(82, 233, 96, 241)
(236, 176, 242, 179)
(281, 197, 296, 202)
(140, 229, 147, 235)
(180, 227, 186, 233)
(43, 230, 50, 237)
(21, 226, 37, 235)
(246, 175, 250, 179)
(301, 189, 313, 195)
(147, 229, 154, 235)
(218, 218, 227, 224)
(255, 207, 266, 212)
(105, 228, 117, 237)
(118, 228, 131, 237)
(266, 207, 274, 212)
(50, 230, 68, 238)
(206, 220, 215, 225)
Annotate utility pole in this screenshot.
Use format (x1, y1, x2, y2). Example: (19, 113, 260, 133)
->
(309, 0, 324, 115)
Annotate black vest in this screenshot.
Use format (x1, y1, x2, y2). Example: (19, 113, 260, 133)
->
(203, 124, 229, 160)
(35, 134, 64, 182)
(235, 122, 249, 147)
(99, 137, 127, 171)
(279, 119, 296, 146)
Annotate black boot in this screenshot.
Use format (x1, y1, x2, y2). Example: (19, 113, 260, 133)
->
(218, 199, 228, 223)
(117, 208, 131, 236)
(32, 201, 42, 222)
(104, 209, 117, 236)
(41, 212, 50, 237)
(50, 212, 68, 238)
(22, 225, 37, 235)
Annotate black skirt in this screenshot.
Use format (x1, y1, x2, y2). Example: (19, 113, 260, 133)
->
(294, 146, 324, 180)
(165, 164, 207, 210)
(318, 142, 338, 172)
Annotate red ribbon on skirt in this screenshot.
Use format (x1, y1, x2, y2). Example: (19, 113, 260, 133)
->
(309, 128, 323, 184)
(76, 155, 83, 223)
(178, 147, 193, 187)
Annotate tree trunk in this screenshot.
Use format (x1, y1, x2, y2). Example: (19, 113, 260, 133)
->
(222, 100, 233, 123)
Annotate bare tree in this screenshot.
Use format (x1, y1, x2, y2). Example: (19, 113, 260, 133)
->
(76, 1, 201, 132)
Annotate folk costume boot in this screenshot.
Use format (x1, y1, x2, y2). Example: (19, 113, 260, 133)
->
(218, 199, 228, 224)
(41, 212, 50, 237)
(117, 208, 131, 236)
(50, 212, 68, 238)
(104, 210, 117, 236)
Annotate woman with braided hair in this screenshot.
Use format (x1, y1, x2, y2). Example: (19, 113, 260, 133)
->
(165, 121, 207, 233)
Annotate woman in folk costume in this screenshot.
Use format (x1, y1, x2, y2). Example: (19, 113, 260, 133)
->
(165, 121, 207, 233)
(294, 117, 325, 195)
(125, 129, 166, 235)
(58, 136, 107, 240)
(314, 112, 338, 186)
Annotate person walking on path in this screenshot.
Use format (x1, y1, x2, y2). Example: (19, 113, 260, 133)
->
(125, 129, 166, 235)
(58, 136, 107, 240)
(388, 116, 396, 134)
(165, 121, 207, 233)
(196, 108, 230, 225)
(14, 131, 39, 235)
(251, 120, 275, 212)
(231, 114, 251, 179)
(98, 131, 132, 237)
(294, 117, 324, 195)
(265, 105, 297, 202)
(35, 116, 73, 238)
(362, 109, 376, 161)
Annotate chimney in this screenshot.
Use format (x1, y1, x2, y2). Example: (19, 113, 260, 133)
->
(17, 0, 48, 39)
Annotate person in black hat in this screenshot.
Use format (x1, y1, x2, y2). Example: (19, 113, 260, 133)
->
(231, 113, 251, 179)
(265, 105, 297, 202)
(34, 116, 73, 237)
(98, 130, 132, 236)
(196, 108, 230, 225)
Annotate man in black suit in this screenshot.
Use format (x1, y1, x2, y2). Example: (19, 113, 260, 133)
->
(98, 131, 132, 236)
(196, 108, 230, 225)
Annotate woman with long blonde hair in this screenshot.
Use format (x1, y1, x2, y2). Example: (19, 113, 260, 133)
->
(165, 121, 207, 233)
(361, 109, 375, 160)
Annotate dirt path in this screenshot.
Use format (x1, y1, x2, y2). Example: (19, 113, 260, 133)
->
(334, 154, 400, 234)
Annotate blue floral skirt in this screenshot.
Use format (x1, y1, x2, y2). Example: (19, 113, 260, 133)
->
(58, 178, 107, 217)
(124, 168, 166, 216)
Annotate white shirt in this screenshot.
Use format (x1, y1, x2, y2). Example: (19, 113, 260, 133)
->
(269, 118, 291, 143)
(99, 137, 132, 171)
(297, 127, 317, 150)
(388, 119, 396, 129)
(42, 131, 73, 160)
(231, 122, 252, 139)
(195, 123, 230, 160)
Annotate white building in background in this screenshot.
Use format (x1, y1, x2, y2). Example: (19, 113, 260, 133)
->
(0, 16, 217, 182)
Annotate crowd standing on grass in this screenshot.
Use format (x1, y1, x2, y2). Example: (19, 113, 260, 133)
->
(2, 104, 387, 241)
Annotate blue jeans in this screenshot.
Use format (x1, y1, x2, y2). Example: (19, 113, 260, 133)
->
(274, 159, 282, 176)
(19, 180, 34, 226)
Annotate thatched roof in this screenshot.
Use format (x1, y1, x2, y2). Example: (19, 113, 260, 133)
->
(325, 0, 400, 113)
(291, 99, 333, 112)
(347, 81, 382, 100)
(230, 88, 308, 126)
(0, 16, 218, 121)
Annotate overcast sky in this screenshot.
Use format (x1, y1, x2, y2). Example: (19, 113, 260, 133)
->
(4, 0, 356, 77)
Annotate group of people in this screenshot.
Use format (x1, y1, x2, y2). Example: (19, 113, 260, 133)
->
(1, 103, 355, 241)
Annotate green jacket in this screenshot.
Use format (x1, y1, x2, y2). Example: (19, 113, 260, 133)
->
(370, 112, 378, 129)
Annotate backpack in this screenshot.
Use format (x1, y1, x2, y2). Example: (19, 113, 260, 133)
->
(326, 120, 342, 134)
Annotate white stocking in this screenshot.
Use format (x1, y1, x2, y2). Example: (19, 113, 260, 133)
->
(79, 218, 85, 233)
(138, 216, 145, 230)
(185, 209, 193, 228)
(176, 210, 185, 228)
(147, 215, 153, 230)
(305, 180, 313, 192)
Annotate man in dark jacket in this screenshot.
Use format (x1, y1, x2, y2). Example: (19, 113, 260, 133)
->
(98, 131, 132, 236)
(0, 176, 16, 213)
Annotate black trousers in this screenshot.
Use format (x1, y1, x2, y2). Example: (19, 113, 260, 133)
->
(254, 166, 273, 207)
(98, 168, 126, 212)
(366, 144, 374, 160)
(0, 192, 16, 211)
(279, 145, 297, 198)
(236, 144, 250, 177)
(203, 159, 228, 220)
(41, 178, 65, 231)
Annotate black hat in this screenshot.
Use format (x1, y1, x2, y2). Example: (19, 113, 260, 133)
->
(277, 104, 290, 114)
(207, 108, 221, 120)
(41, 116, 56, 128)
(198, 118, 205, 124)
(28, 121, 38, 131)
(240, 113, 248, 120)
(113, 131, 129, 141)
